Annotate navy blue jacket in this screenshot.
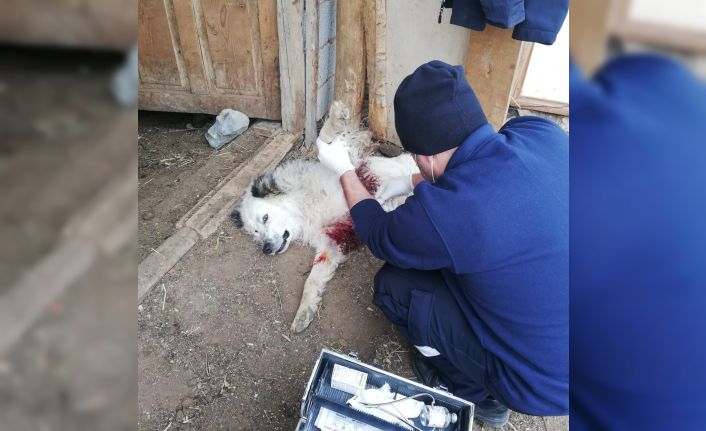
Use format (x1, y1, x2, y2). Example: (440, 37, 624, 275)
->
(571, 56, 706, 430)
(442, 0, 568, 45)
(351, 119, 569, 415)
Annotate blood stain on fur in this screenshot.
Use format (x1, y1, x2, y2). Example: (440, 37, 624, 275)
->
(313, 250, 328, 265)
(324, 165, 379, 254)
(325, 216, 362, 255)
(355, 163, 379, 194)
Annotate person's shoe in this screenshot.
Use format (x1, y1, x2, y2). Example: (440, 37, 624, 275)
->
(410, 348, 441, 389)
(473, 396, 510, 428)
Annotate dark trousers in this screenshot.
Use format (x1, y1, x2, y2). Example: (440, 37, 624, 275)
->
(373, 263, 492, 403)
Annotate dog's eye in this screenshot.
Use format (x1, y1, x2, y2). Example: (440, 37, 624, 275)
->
(263, 214, 268, 223)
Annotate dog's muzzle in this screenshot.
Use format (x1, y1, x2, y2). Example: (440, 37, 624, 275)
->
(263, 230, 290, 255)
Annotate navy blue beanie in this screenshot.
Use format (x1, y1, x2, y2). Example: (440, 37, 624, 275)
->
(394, 60, 488, 155)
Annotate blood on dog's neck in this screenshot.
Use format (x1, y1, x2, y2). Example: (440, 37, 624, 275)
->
(355, 162, 379, 195)
(324, 162, 380, 255)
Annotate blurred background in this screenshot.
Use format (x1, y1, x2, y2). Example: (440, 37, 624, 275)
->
(571, 0, 706, 429)
(0, 1, 137, 430)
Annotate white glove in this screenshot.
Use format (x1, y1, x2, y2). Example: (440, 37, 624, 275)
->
(316, 136, 354, 176)
(375, 175, 414, 202)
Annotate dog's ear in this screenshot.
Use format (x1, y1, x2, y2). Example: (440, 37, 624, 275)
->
(230, 208, 243, 228)
(251, 173, 281, 198)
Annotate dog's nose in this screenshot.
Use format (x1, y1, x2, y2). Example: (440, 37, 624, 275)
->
(263, 242, 274, 254)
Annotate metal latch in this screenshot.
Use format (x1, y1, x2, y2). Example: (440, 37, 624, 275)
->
(435, 384, 453, 395)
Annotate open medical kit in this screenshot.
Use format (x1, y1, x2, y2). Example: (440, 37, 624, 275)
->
(296, 349, 475, 431)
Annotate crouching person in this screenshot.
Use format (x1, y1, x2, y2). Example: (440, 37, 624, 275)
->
(316, 60, 568, 427)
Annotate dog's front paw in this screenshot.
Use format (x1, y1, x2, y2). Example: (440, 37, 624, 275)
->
(290, 309, 315, 333)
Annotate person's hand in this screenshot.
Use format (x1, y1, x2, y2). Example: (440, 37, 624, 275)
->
(375, 175, 414, 202)
(316, 135, 354, 176)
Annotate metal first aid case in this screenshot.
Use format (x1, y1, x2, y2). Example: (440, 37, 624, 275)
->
(296, 349, 475, 431)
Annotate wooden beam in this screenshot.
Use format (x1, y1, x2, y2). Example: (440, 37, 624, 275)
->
(304, 0, 320, 145)
(334, 0, 366, 126)
(276, 0, 306, 133)
(364, 0, 388, 141)
(510, 42, 534, 105)
(611, 0, 706, 56)
(571, 0, 612, 75)
(509, 42, 569, 116)
(258, 0, 283, 120)
(511, 96, 569, 116)
(464, 26, 523, 130)
(0, 0, 136, 50)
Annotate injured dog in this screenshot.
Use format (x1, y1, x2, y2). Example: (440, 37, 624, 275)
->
(231, 102, 418, 332)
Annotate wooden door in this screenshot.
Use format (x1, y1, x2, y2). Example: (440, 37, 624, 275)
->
(138, 0, 281, 119)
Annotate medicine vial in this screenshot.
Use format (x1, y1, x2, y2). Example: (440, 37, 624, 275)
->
(419, 405, 458, 428)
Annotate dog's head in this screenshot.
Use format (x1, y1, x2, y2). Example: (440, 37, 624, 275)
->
(231, 173, 301, 255)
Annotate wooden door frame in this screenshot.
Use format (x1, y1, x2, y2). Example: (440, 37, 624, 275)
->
(509, 42, 569, 117)
(610, 0, 706, 54)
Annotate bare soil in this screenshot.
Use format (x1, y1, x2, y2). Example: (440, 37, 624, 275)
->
(0, 243, 136, 431)
(0, 46, 136, 431)
(138, 112, 269, 261)
(0, 46, 133, 290)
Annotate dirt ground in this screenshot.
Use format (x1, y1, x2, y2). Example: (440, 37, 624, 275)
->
(0, 46, 133, 290)
(0, 46, 135, 430)
(137, 112, 569, 431)
(1, 242, 136, 431)
(138, 112, 269, 261)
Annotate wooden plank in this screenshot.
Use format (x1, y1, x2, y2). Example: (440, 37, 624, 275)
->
(613, 22, 706, 54)
(607, 0, 706, 53)
(138, 227, 200, 303)
(0, 0, 136, 50)
(172, 0, 209, 94)
(257, 0, 282, 118)
(251, 120, 282, 137)
(464, 26, 523, 130)
(334, 0, 366, 126)
(138, 0, 182, 87)
(179, 130, 300, 239)
(139, 90, 270, 117)
(276, 0, 306, 132)
(200, 0, 259, 94)
(364, 0, 388, 141)
(0, 129, 135, 355)
(571, 0, 612, 75)
(511, 96, 569, 116)
(0, 239, 97, 355)
(304, 0, 320, 145)
(510, 42, 534, 104)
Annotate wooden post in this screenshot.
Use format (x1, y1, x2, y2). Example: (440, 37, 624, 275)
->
(571, 0, 612, 75)
(304, 0, 320, 145)
(364, 0, 388, 141)
(333, 0, 366, 126)
(276, 0, 306, 133)
(464, 27, 523, 130)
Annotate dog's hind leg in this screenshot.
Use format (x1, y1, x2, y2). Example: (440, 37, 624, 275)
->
(291, 245, 343, 333)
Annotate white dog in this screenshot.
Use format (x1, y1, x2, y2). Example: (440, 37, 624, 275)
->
(231, 102, 418, 332)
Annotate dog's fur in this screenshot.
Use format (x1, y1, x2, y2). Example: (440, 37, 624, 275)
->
(232, 102, 418, 332)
